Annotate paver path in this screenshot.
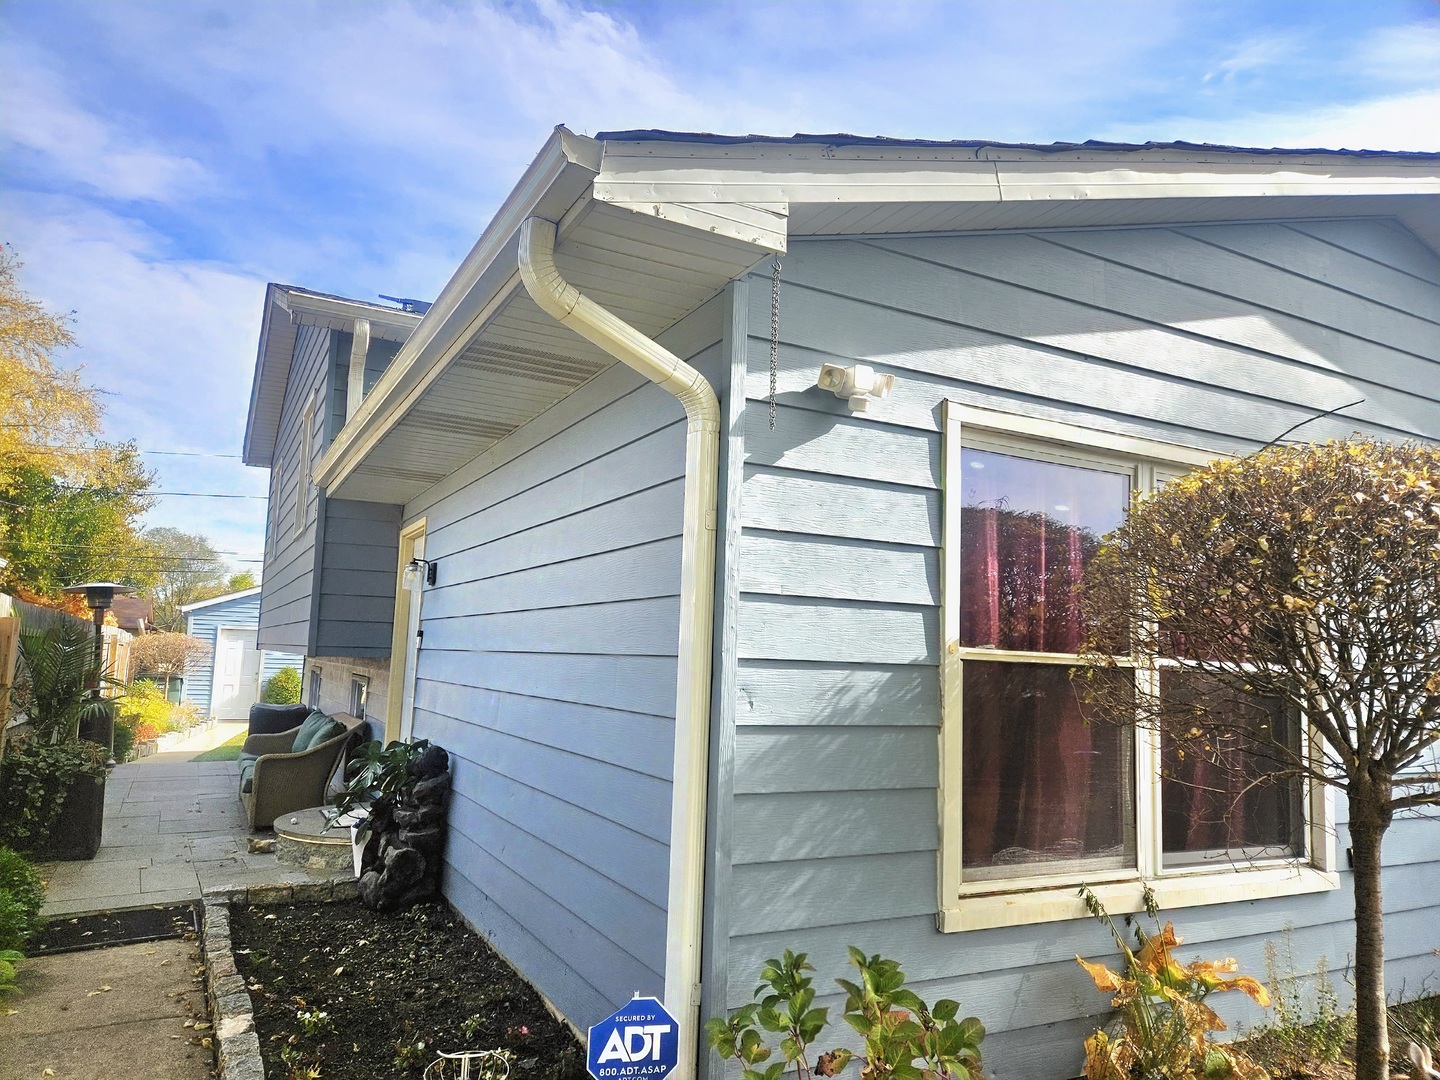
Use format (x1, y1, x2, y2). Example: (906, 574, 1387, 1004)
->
(39, 757, 330, 917)
(0, 937, 211, 1080)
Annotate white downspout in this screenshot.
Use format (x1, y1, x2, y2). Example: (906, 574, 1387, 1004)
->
(518, 216, 719, 1077)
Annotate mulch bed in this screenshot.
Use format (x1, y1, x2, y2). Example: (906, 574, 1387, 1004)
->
(229, 900, 586, 1079)
(33, 903, 200, 954)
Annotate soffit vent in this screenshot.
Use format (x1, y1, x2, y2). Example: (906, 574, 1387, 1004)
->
(357, 464, 448, 484)
(455, 339, 609, 386)
(406, 410, 516, 441)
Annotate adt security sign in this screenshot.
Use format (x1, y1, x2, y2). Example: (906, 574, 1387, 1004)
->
(587, 995, 679, 1080)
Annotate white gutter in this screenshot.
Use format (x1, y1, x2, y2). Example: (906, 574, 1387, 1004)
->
(519, 216, 719, 1079)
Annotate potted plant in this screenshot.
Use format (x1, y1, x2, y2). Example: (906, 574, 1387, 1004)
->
(0, 617, 117, 860)
(328, 739, 451, 911)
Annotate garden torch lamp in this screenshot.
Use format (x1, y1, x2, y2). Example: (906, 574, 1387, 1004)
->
(62, 581, 134, 764)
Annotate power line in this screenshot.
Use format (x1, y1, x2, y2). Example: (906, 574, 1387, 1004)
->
(10, 444, 243, 459)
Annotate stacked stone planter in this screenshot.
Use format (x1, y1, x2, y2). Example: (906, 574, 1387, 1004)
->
(356, 743, 451, 912)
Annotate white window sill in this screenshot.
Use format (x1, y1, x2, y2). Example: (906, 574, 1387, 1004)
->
(937, 864, 1339, 933)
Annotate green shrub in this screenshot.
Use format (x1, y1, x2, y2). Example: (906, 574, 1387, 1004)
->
(262, 666, 302, 705)
(706, 948, 984, 1080)
(116, 680, 203, 736)
(112, 711, 137, 762)
(0, 738, 106, 854)
(0, 847, 46, 953)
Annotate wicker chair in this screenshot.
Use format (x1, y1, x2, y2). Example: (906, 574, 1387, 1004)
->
(238, 712, 369, 830)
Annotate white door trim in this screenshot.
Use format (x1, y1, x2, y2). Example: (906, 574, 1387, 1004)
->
(212, 625, 262, 719)
(386, 519, 427, 743)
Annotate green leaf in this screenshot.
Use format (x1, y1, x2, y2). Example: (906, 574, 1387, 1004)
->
(892, 988, 926, 1013)
(842, 1013, 871, 1036)
(931, 999, 960, 1023)
(956, 1016, 986, 1045)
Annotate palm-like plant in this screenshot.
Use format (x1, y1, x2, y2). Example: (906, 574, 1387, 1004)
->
(15, 618, 116, 745)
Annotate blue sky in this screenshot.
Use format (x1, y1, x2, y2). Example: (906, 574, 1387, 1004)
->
(2, 0, 1437, 571)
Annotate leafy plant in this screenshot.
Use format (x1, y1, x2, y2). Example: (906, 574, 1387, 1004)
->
(707, 950, 849, 1079)
(0, 847, 46, 952)
(1076, 884, 1272, 1080)
(279, 1042, 323, 1079)
(327, 739, 434, 825)
(393, 1037, 429, 1072)
(838, 948, 983, 1080)
(13, 617, 115, 744)
(0, 737, 106, 852)
(1260, 932, 1352, 1065)
(115, 679, 202, 737)
(263, 667, 302, 705)
(707, 949, 983, 1080)
(296, 1008, 333, 1037)
(0, 948, 23, 994)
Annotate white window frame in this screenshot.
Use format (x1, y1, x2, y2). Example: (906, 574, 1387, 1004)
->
(937, 402, 1338, 933)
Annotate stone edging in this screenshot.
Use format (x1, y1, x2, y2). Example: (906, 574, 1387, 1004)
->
(202, 879, 360, 1080)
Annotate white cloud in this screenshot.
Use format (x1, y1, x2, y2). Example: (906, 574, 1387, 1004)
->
(0, 52, 212, 201)
(0, 192, 271, 562)
(1105, 89, 1440, 152)
(1204, 34, 1299, 84)
(1356, 20, 1440, 86)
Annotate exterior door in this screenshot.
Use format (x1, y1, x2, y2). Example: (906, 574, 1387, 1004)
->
(213, 628, 262, 719)
(398, 534, 425, 741)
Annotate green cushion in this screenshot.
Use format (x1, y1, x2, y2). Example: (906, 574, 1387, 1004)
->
(290, 710, 333, 753)
(239, 760, 256, 794)
(236, 751, 257, 767)
(300, 719, 345, 752)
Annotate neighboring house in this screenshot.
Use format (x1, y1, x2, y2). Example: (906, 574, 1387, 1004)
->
(181, 588, 303, 720)
(242, 285, 421, 728)
(110, 594, 152, 635)
(243, 130, 1440, 1079)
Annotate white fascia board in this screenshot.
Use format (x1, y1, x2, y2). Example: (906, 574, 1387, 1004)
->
(242, 284, 297, 468)
(284, 293, 423, 339)
(315, 127, 603, 495)
(178, 586, 262, 613)
(594, 146, 1440, 208)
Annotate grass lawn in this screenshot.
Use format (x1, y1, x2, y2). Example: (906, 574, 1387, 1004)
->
(191, 730, 247, 761)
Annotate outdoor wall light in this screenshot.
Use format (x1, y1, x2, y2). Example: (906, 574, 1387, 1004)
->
(817, 362, 896, 412)
(403, 558, 437, 593)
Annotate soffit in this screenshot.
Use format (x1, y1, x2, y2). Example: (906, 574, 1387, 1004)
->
(323, 202, 768, 504)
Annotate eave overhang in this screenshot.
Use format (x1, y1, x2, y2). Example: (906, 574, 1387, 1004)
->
(316, 129, 1440, 505)
(242, 285, 423, 468)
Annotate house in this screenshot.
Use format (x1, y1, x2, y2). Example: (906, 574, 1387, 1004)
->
(243, 130, 1440, 1078)
(180, 588, 304, 720)
(242, 285, 423, 727)
(110, 594, 152, 635)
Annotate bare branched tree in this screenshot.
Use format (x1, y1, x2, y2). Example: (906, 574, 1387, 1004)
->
(1079, 438, 1440, 1080)
(128, 632, 211, 682)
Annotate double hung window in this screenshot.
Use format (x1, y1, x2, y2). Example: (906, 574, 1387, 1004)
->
(937, 403, 1336, 932)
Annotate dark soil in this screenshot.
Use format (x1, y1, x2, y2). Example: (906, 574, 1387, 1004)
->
(229, 900, 586, 1080)
(1233, 994, 1440, 1079)
(33, 903, 200, 954)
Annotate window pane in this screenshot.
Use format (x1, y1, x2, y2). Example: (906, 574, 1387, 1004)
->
(962, 661, 1135, 879)
(959, 449, 1129, 652)
(1160, 671, 1304, 866)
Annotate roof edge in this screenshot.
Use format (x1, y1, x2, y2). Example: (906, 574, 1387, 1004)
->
(595, 130, 1440, 159)
(180, 586, 262, 613)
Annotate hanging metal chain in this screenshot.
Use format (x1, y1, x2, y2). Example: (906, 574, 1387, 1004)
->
(769, 257, 783, 431)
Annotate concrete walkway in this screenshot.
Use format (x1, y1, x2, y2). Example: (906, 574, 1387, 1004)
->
(0, 937, 211, 1080)
(39, 755, 334, 918)
(132, 719, 247, 766)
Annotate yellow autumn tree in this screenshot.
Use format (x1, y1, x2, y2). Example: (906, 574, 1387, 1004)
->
(1079, 438, 1440, 1080)
(0, 245, 156, 595)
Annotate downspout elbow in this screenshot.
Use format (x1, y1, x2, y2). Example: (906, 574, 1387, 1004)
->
(519, 217, 721, 432)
